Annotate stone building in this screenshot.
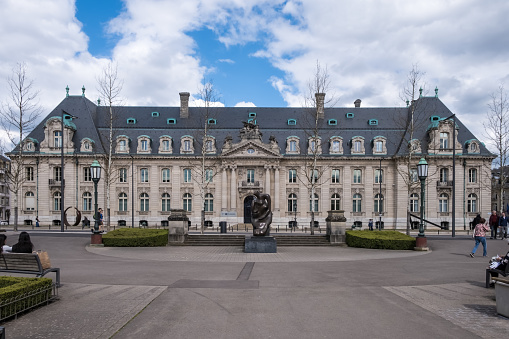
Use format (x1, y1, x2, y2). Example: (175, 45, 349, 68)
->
(0, 155, 10, 223)
(8, 89, 494, 230)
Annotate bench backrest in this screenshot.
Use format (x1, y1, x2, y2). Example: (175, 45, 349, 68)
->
(0, 253, 42, 272)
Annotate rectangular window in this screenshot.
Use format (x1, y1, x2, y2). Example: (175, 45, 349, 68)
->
(205, 169, 213, 182)
(119, 196, 128, 211)
(141, 140, 148, 151)
(468, 169, 477, 183)
(119, 168, 127, 183)
(54, 167, 62, 181)
(140, 168, 149, 183)
(25, 167, 34, 181)
(84, 167, 92, 182)
(332, 141, 340, 152)
(247, 169, 255, 183)
(310, 169, 318, 183)
(410, 169, 418, 183)
(288, 169, 297, 183)
(54, 131, 62, 148)
(354, 141, 361, 152)
(184, 140, 191, 151)
(184, 169, 192, 183)
(310, 140, 316, 152)
(162, 140, 170, 151)
(290, 140, 296, 152)
(353, 169, 361, 184)
(119, 140, 126, 151)
(374, 169, 383, 184)
(162, 169, 171, 183)
(375, 141, 383, 152)
(331, 169, 340, 183)
(440, 132, 448, 149)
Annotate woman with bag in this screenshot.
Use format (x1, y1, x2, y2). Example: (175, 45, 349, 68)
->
(470, 218, 490, 257)
(11, 231, 34, 253)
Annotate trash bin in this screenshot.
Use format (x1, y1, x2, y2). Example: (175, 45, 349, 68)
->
(219, 221, 227, 233)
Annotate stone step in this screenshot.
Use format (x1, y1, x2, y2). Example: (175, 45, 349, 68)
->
(183, 234, 331, 246)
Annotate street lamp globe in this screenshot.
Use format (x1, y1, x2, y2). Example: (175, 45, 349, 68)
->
(417, 158, 428, 180)
(91, 160, 101, 182)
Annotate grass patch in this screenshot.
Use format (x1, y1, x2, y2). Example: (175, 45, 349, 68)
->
(102, 228, 169, 247)
(346, 230, 416, 250)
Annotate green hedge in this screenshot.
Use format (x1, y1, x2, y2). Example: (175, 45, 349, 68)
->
(0, 277, 53, 319)
(345, 230, 416, 250)
(102, 228, 169, 247)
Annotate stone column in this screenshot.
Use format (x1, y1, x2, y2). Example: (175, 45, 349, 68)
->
(274, 166, 280, 211)
(231, 165, 237, 211)
(221, 166, 227, 210)
(265, 165, 270, 195)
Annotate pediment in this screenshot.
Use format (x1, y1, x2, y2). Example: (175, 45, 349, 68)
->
(222, 140, 281, 158)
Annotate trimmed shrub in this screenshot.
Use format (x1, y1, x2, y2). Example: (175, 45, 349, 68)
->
(102, 228, 169, 247)
(346, 230, 416, 250)
(0, 277, 53, 320)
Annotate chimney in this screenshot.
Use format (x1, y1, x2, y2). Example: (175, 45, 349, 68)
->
(315, 92, 325, 118)
(179, 92, 190, 118)
(354, 99, 361, 108)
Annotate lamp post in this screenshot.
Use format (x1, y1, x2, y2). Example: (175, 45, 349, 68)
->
(416, 158, 428, 249)
(60, 110, 78, 232)
(379, 157, 382, 231)
(293, 200, 297, 230)
(91, 160, 101, 234)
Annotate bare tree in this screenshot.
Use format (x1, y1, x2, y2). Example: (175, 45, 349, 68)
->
(0, 62, 41, 230)
(484, 85, 509, 213)
(96, 62, 124, 232)
(299, 61, 339, 235)
(188, 82, 222, 234)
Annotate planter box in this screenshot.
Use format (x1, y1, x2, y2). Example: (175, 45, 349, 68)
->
(495, 279, 509, 317)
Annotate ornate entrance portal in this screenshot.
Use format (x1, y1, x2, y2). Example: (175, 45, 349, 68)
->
(243, 195, 254, 223)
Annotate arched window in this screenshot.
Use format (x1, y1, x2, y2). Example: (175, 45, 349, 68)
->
(409, 193, 419, 213)
(183, 193, 192, 212)
(353, 193, 362, 212)
(25, 192, 35, 211)
(119, 193, 128, 211)
(140, 193, 149, 212)
(204, 193, 213, 212)
(374, 193, 384, 213)
(309, 193, 319, 212)
(54, 192, 61, 211)
(331, 193, 341, 211)
(374, 169, 383, 184)
(468, 168, 477, 183)
(439, 193, 449, 212)
(288, 193, 297, 212)
(162, 168, 171, 183)
(439, 168, 448, 183)
(83, 192, 92, 211)
(161, 193, 171, 212)
(467, 193, 477, 213)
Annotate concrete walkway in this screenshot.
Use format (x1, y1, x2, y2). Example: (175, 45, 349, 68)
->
(0, 232, 508, 339)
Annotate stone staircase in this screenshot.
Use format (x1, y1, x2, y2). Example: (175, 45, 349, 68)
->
(183, 234, 331, 246)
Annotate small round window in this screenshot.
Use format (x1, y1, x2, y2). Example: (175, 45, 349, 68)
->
(247, 148, 255, 154)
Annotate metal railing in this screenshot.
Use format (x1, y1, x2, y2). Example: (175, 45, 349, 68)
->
(0, 283, 58, 322)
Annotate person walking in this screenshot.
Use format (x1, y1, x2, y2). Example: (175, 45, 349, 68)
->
(35, 216, 40, 228)
(498, 212, 508, 239)
(489, 210, 499, 239)
(368, 219, 374, 231)
(470, 218, 490, 257)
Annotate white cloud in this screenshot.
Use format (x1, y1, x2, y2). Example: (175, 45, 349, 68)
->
(218, 59, 235, 64)
(234, 101, 256, 107)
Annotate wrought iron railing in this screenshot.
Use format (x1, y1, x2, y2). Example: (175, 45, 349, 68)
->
(0, 283, 58, 322)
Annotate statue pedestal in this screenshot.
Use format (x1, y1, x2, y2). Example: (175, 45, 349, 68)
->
(245, 236, 277, 253)
(326, 210, 347, 244)
(167, 210, 188, 244)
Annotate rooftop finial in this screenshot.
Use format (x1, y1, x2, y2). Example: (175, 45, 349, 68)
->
(97, 98, 101, 106)
(419, 87, 423, 98)
(435, 86, 438, 98)
(406, 100, 409, 107)
(82, 85, 86, 97)
(66, 85, 69, 97)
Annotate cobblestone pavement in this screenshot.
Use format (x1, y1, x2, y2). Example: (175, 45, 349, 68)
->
(385, 283, 509, 339)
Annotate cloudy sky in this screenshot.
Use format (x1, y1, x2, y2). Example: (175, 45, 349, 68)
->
(1, 0, 509, 150)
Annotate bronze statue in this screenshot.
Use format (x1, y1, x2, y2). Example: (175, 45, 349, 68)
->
(251, 192, 272, 236)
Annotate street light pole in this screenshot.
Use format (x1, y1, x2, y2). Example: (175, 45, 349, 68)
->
(91, 160, 101, 234)
(60, 110, 78, 232)
(294, 200, 297, 230)
(417, 158, 429, 249)
(379, 157, 382, 231)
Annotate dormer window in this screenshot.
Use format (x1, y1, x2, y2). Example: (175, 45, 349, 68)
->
(372, 136, 387, 155)
(346, 113, 354, 118)
(286, 136, 300, 154)
(119, 140, 126, 151)
(430, 115, 440, 122)
(137, 135, 151, 153)
(351, 136, 365, 154)
(440, 132, 449, 149)
(159, 136, 173, 154)
(54, 131, 62, 148)
(329, 136, 343, 154)
(249, 112, 256, 117)
(116, 135, 130, 153)
(208, 118, 217, 125)
(328, 119, 337, 126)
(127, 118, 136, 124)
(308, 136, 322, 154)
(203, 136, 216, 154)
(287, 119, 297, 126)
(152, 112, 159, 117)
(466, 140, 480, 154)
(167, 118, 176, 124)
(369, 119, 378, 126)
(80, 138, 95, 152)
(180, 136, 194, 154)
(409, 139, 422, 154)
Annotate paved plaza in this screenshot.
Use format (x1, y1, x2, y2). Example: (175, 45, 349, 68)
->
(0, 231, 508, 338)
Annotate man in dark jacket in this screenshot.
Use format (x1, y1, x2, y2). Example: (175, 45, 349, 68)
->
(489, 210, 499, 239)
(498, 212, 508, 239)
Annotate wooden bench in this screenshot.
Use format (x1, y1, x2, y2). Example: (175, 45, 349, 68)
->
(0, 253, 61, 287)
(486, 263, 509, 288)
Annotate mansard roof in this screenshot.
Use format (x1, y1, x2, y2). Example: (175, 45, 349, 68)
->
(15, 94, 493, 158)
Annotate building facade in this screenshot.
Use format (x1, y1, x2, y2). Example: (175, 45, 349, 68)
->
(8, 89, 494, 230)
(0, 155, 10, 223)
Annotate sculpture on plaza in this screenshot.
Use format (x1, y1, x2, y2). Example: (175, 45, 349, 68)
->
(251, 191, 272, 236)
